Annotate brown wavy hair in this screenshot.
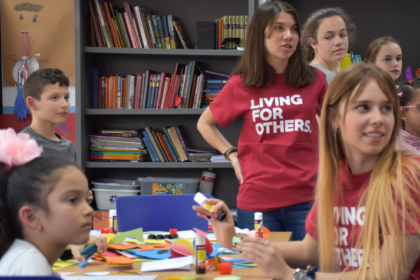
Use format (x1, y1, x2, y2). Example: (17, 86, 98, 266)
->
(231, 1, 317, 88)
(301, 7, 356, 62)
(365, 36, 400, 63)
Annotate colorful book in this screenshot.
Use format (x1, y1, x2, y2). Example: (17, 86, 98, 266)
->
(163, 127, 180, 161)
(167, 127, 187, 162)
(161, 15, 171, 49)
(156, 132, 173, 162)
(156, 16, 166, 49)
(173, 21, 191, 49)
(88, 0, 103, 47)
(117, 12, 131, 47)
(142, 130, 160, 162)
(146, 14, 157, 48)
(152, 131, 169, 162)
(93, 0, 113, 47)
(151, 15, 162, 49)
(145, 127, 165, 162)
(167, 15, 177, 49)
(142, 71, 150, 109)
(160, 77, 170, 109)
(142, 135, 156, 162)
(175, 125, 191, 161)
(123, 12, 137, 48)
(162, 133, 178, 162)
(156, 73, 167, 109)
(134, 6, 149, 48)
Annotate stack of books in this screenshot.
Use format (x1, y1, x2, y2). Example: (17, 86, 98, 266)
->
(188, 147, 218, 162)
(211, 155, 230, 163)
(215, 15, 249, 49)
(201, 70, 229, 108)
(89, 133, 146, 162)
(88, 0, 191, 49)
(91, 62, 206, 109)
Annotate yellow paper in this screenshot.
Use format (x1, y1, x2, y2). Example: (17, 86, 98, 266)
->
(106, 233, 117, 243)
(124, 239, 143, 244)
(143, 239, 166, 244)
(133, 258, 155, 262)
(171, 239, 195, 258)
(52, 260, 75, 270)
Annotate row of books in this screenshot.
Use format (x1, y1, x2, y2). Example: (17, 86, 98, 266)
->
(89, 0, 191, 49)
(91, 64, 230, 109)
(90, 132, 147, 161)
(201, 79, 227, 108)
(216, 15, 249, 49)
(339, 52, 364, 70)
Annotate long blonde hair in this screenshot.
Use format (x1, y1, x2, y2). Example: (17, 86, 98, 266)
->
(317, 63, 420, 279)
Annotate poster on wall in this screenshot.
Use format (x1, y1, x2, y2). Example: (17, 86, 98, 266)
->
(1, 0, 75, 86)
(0, 1, 76, 145)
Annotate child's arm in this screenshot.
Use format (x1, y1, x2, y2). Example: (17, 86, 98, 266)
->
(71, 235, 107, 263)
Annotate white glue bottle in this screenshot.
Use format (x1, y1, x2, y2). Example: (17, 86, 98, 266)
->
(198, 169, 216, 194)
(195, 234, 206, 274)
(254, 212, 263, 237)
(109, 209, 117, 233)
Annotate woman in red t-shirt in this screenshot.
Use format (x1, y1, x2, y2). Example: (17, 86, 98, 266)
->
(194, 63, 420, 280)
(197, 1, 328, 241)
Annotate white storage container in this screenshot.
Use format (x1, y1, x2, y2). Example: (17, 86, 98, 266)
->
(91, 179, 140, 191)
(92, 188, 140, 210)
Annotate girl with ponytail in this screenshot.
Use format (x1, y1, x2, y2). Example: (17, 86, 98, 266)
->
(0, 128, 103, 275)
(194, 63, 420, 280)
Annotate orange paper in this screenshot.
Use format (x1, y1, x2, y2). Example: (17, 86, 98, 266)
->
(106, 257, 134, 265)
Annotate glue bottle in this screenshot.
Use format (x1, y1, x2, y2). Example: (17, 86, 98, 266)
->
(254, 212, 263, 237)
(109, 209, 117, 233)
(195, 234, 206, 274)
(194, 192, 227, 221)
(198, 169, 216, 194)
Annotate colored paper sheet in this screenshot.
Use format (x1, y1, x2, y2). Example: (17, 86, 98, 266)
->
(57, 272, 75, 277)
(109, 244, 139, 250)
(143, 239, 167, 244)
(135, 249, 171, 260)
(52, 260, 76, 270)
(100, 250, 120, 257)
(116, 250, 137, 259)
(110, 228, 144, 244)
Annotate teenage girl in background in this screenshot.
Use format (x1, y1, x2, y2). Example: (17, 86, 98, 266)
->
(197, 1, 328, 240)
(396, 79, 420, 154)
(366, 36, 403, 83)
(195, 64, 420, 280)
(0, 129, 107, 275)
(301, 7, 356, 85)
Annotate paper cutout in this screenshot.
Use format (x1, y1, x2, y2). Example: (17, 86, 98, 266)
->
(135, 244, 171, 252)
(52, 260, 76, 270)
(100, 250, 120, 258)
(106, 257, 134, 265)
(406, 65, 413, 80)
(171, 243, 193, 258)
(141, 256, 193, 272)
(143, 239, 166, 244)
(170, 239, 195, 258)
(57, 272, 75, 277)
(109, 228, 144, 244)
(134, 249, 171, 260)
(109, 244, 139, 250)
(116, 250, 138, 259)
(83, 272, 110, 276)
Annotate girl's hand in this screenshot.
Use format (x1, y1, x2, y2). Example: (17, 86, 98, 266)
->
(229, 152, 243, 184)
(192, 199, 236, 249)
(236, 236, 295, 280)
(71, 235, 108, 263)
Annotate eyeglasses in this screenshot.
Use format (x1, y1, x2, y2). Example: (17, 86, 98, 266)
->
(401, 104, 420, 113)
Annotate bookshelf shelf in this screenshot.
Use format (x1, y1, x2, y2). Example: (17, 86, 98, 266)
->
(85, 47, 243, 57)
(85, 108, 205, 115)
(85, 161, 232, 168)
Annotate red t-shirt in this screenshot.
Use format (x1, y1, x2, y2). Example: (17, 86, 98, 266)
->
(210, 70, 328, 211)
(305, 160, 420, 278)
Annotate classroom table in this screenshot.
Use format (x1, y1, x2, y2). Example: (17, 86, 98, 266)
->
(56, 232, 292, 280)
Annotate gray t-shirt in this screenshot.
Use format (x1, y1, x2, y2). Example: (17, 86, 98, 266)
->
(21, 126, 76, 163)
(310, 63, 335, 85)
(0, 239, 54, 276)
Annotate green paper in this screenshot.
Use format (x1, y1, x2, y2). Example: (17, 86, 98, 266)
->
(232, 236, 242, 245)
(235, 263, 258, 267)
(109, 228, 144, 244)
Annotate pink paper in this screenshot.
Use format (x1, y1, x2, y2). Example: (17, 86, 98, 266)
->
(57, 272, 75, 277)
(116, 250, 137, 259)
(101, 250, 120, 257)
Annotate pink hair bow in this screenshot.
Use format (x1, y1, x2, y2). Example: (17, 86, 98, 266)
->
(398, 92, 403, 97)
(0, 128, 42, 172)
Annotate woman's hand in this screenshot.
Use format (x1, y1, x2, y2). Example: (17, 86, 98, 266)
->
(192, 198, 236, 249)
(71, 235, 108, 262)
(236, 236, 295, 280)
(229, 152, 243, 184)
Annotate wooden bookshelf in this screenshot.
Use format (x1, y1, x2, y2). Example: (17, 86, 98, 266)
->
(75, 0, 255, 209)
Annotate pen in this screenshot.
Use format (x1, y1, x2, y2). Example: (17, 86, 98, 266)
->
(79, 245, 97, 268)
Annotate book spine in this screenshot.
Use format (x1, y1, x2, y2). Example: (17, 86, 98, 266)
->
(146, 14, 157, 48)
(141, 134, 156, 162)
(142, 71, 150, 108)
(156, 16, 166, 49)
(175, 126, 191, 161)
(163, 127, 180, 161)
(167, 127, 187, 161)
(142, 131, 160, 162)
(127, 4, 143, 48)
(160, 77, 170, 109)
(215, 19, 218, 49)
(88, 0, 103, 47)
(118, 12, 131, 47)
(182, 62, 193, 108)
(196, 75, 205, 108)
(145, 127, 165, 162)
(141, 12, 153, 48)
(134, 74, 141, 109)
(123, 12, 137, 48)
(156, 74, 167, 109)
(169, 74, 181, 109)
(162, 134, 178, 162)
(140, 73, 145, 108)
(245, 15, 249, 44)
(128, 75, 135, 109)
(124, 3, 138, 48)
(134, 6, 149, 49)
(93, 0, 113, 47)
(151, 15, 161, 48)
(239, 15, 245, 48)
(149, 77, 156, 109)
(164, 74, 175, 109)
(161, 15, 171, 49)
(103, 2, 119, 47)
(145, 76, 153, 109)
(167, 15, 177, 49)
(173, 21, 187, 49)
(189, 75, 198, 108)
(152, 131, 168, 162)
(157, 132, 173, 162)
(114, 13, 128, 47)
(192, 75, 201, 109)
(113, 18, 125, 47)
(117, 75, 122, 108)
